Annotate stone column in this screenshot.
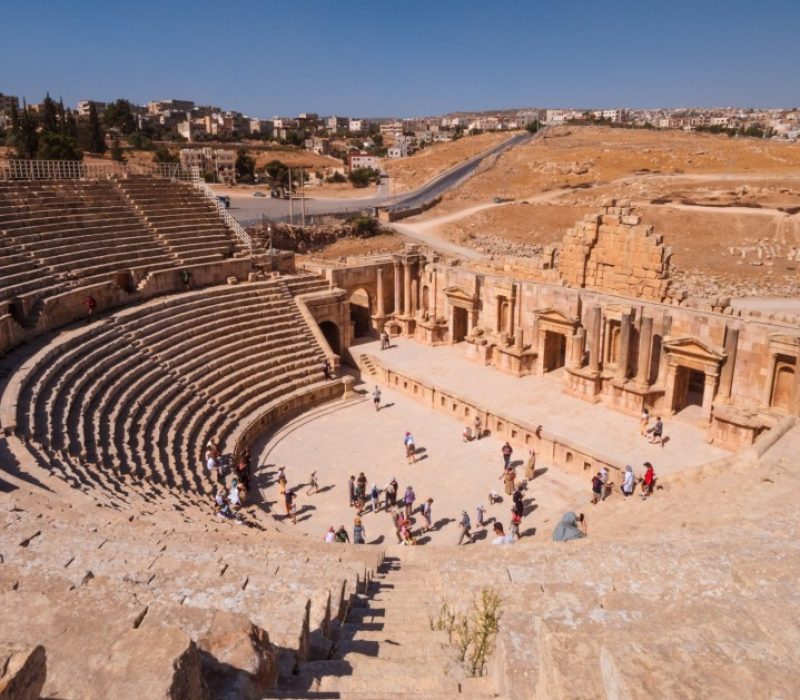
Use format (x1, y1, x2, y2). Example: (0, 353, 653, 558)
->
(717, 326, 739, 399)
(663, 362, 678, 414)
(403, 262, 412, 316)
(635, 316, 653, 388)
(762, 352, 777, 407)
(411, 279, 418, 316)
(393, 262, 401, 316)
(792, 355, 800, 416)
(615, 313, 632, 381)
(376, 267, 386, 316)
(569, 328, 585, 370)
(588, 306, 602, 374)
(701, 372, 718, 421)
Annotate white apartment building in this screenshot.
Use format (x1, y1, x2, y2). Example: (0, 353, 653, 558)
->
(348, 153, 381, 172)
(349, 119, 368, 132)
(179, 148, 236, 185)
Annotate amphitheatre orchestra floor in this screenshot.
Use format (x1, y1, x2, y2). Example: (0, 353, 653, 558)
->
(251, 338, 729, 546)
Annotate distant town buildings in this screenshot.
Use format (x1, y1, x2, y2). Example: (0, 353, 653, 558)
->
(348, 153, 381, 172)
(77, 100, 107, 117)
(179, 147, 236, 184)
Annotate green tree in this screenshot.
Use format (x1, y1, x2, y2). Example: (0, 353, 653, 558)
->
(109, 136, 125, 162)
(41, 93, 58, 134)
(525, 119, 541, 134)
(235, 149, 255, 182)
(14, 103, 39, 159)
(85, 102, 106, 154)
(104, 99, 137, 135)
(153, 145, 178, 163)
(35, 132, 83, 160)
(128, 131, 153, 150)
(348, 167, 381, 188)
(264, 159, 290, 187)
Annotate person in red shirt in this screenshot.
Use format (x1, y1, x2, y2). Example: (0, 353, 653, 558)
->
(641, 462, 656, 499)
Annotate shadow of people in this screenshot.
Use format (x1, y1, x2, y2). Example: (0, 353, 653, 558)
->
(472, 529, 489, 542)
(377, 402, 395, 412)
(315, 484, 335, 495)
(523, 502, 538, 517)
(532, 467, 548, 479)
(369, 535, 385, 545)
(510, 459, 524, 468)
(431, 517, 455, 532)
(520, 526, 537, 538)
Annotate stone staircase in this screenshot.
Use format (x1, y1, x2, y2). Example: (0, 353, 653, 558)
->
(358, 353, 378, 378)
(276, 555, 496, 699)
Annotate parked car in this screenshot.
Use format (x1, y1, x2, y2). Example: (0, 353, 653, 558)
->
(216, 195, 231, 208)
(252, 191, 266, 197)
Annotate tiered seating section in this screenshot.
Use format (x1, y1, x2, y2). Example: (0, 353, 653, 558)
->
(0, 178, 244, 309)
(13, 277, 329, 502)
(117, 177, 244, 265)
(0, 502, 382, 698)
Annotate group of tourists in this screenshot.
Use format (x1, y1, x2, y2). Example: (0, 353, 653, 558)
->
(209, 438, 253, 523)
(590, 461, 657, 504)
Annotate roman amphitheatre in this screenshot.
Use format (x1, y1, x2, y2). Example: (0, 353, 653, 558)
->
(2, 125, 800, 700)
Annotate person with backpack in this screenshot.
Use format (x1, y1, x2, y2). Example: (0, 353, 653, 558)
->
(591, 472, 603, 505)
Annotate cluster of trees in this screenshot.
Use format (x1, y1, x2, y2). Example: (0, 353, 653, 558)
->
(695, 124, 772, 139)
(348, 167, 381, 188)
(4, 93, 100, 160)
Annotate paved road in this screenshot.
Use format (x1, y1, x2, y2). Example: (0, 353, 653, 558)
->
(224, 131, 535, 225)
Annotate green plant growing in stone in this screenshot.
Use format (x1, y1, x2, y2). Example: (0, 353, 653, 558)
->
(429, 588, 502, 677)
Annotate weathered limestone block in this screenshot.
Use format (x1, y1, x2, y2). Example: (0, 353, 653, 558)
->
(0, 643, 46, 700)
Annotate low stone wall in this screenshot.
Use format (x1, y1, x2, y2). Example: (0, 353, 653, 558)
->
(379, 196, 441, 222)
(363, 353, 625, 481)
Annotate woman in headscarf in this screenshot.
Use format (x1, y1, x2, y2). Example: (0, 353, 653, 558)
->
(524, 449, 536, 482)
(621, 465, 635, 497)
(552, 511, 586, 542)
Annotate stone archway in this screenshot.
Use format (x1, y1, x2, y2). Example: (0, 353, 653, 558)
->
(319, 320, 341, 355)
(349, 287, 373, 338)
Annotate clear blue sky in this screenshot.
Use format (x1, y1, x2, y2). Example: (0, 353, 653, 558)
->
(3, 0, 798, 117)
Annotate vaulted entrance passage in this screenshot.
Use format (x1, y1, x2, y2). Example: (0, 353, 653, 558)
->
(452, 307, 469, 343)
(349, 288, 373, 338)
(319, 320, 341, 355)
(662, 337, 726, 421)
(542, 330, 567, 373)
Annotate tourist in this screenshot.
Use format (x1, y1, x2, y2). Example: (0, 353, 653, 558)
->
(524, 449, 536, 482)
(473, 415, 482, 440)
(370, 483, 380, 513)
(235, 454, 250, 492)
(488, 489, 501, 505)
(640, 408, 650, 436)
(492, 522, 515, 545)
(207, 451, 224, 486)
(324, 526, 336, 543)
(307, 470, 318, 496)
(348, 475, 356, 507)
(277, 466, 287, 497)
(399, 518, 416, 545)
(404, 431, 416, 464)
(591, 472, 603, 505)
(552, 512, 586, 542)
(322, 359, 332, 380)
(599, 466, 610, 501)
(499, 466, 516, 497)
(372, 385, 381, 411)
(228, 478, 243, 510)
(403, 485, 416, 519)
(621, 465, 635, 497)
(353, 516, 366, 544)
(384, 478, 398, 511)
(646, 416, 664, 445)
(180, 268, 192, 291)
(458, 510, 474, 545)
(335, 525, 350, 543)
(641, 462, 656, 499)
(501, 441, 513, 468)
(356, 472, 368, 512)
(421, 498, 433, 532)
(476, 503, 486, 526)
(511, 489, 524, 540)
(214, 487, 231, 519)
(84, 295, 97, 324)
(462, 425, 473, 442)
(381, 329, 390, 350)
(284, 489, 295, 517)
(393, 510, 404, 543)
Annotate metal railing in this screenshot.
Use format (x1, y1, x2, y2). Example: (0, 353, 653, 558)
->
(191, 169, 253, 255)
(0, 159, 193, 181)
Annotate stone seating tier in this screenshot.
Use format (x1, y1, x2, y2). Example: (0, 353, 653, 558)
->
(11, 277, 330, 502)
(0, 499, 383, 699)
(0, 178, 250, 309)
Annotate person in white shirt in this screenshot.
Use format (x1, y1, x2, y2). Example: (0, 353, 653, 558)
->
(491, 522, 515, 545)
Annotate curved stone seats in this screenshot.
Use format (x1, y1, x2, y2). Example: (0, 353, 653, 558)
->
(118, 178, 242, 263)
(0, 501, 383, 696)
(7, 278, 330, 502)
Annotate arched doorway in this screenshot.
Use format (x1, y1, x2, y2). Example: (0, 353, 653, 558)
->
(349, 288, 373, 338)
(771, 362, 795, 411)
(319, 320, 340, 354)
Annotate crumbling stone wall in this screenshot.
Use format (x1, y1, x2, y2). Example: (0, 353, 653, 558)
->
(558, 198, 671, 300)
